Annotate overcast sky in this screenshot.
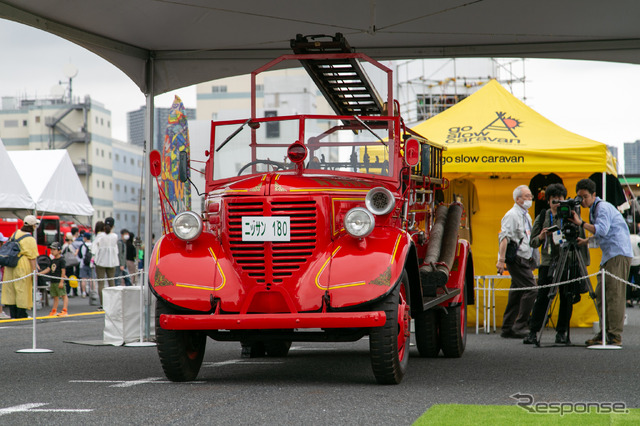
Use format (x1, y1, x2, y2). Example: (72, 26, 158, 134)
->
(2, 19, 639, 173)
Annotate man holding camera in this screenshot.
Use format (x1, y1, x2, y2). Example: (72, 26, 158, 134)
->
(496, 185, 537, 338)
(570, 178, 633, 346)
(524, 183, 589, 345)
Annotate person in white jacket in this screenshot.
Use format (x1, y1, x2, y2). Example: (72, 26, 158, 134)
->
(92, 217, 119, 307)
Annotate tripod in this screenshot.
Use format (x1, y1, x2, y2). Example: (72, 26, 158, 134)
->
(535, 237, 597, 347)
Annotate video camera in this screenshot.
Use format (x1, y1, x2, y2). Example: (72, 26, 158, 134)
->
(555, 196, 583, 220)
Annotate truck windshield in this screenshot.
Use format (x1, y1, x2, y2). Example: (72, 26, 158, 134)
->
(211, 116, 395, 180)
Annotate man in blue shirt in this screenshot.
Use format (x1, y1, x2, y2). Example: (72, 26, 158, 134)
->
(570, 178, 633, 346)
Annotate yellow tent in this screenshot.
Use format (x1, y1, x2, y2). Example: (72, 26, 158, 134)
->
(411, 80, 616, 328)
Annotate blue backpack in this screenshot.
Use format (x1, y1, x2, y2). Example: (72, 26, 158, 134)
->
(0, 233, 30, 268)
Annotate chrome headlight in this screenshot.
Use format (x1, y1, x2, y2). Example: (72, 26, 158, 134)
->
(344, 207, 375, 238)
(173, 211, 203, 241)
(365, 186, 395, 215)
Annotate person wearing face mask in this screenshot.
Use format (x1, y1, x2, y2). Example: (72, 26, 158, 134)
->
(496, 185, 537, 338)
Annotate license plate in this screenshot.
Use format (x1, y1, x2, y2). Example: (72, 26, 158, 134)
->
(242, 216, 290, 241)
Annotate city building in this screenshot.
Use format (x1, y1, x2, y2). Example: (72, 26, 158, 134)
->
(0, 91, 143, 234)
(624, 140, 640, 175)
(127, 104, 196, 151)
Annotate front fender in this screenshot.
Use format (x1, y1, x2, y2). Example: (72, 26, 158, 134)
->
(320, 227, 412, 309)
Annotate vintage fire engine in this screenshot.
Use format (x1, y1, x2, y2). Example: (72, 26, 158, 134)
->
(149, 34, 474, 385)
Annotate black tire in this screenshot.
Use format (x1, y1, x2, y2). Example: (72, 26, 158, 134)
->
(156, 299, 207, 382)
(369, 271, 411, 385)
(439, 285, 467, 358)
(264, 341, 292, 357)
(414, 308, 440, 357)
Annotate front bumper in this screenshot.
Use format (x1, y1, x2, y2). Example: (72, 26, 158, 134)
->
(159, 311, 386, 330)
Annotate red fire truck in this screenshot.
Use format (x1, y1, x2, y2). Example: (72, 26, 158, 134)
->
(149, 34, 474, 384)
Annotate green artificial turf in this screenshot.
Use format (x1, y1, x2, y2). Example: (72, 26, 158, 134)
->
(414, 404, 640, 425)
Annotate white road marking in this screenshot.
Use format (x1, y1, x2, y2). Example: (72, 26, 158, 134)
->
(69, 377, 205, 387)
(0, 403, 92, 417)
(202, 360, 283, 368)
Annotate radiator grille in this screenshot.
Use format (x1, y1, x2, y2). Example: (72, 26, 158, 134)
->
(227, 199, 317, 284)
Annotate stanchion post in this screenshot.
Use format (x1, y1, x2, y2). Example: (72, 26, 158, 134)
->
(588, 269, 621, 350)
(126, 269, 155, 347)
(475, 276, 480, 335)
(17, 271, 53, 354)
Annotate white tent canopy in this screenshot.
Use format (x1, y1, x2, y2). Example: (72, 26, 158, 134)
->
(0, 138, 33, 214)
(6, 148, 94, 217)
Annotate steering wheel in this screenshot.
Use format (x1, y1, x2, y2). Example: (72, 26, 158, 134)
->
(237, 160, 286, 176)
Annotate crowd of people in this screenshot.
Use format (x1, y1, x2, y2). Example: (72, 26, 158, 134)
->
(0, 216, 145, 319)
(498, 178, 638, 347)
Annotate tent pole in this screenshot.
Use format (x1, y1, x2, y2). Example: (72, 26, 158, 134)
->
(142, 56, 155, 341)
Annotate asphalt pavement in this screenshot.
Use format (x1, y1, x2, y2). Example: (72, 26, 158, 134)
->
(1, 294, 640, 425)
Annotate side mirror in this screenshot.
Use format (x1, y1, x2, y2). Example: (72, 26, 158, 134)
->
(178, 150, 189, 183)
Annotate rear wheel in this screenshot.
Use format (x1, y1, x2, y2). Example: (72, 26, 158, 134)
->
(414, 308, 440, 357)
(439, 285, 467, 358)
(369, 271, 411, 385)
(156, 299, 207, 381)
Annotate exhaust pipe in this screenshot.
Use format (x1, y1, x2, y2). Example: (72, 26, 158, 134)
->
(419, 203, 463, 296)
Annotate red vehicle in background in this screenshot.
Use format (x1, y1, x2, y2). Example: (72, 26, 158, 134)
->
(0, 216, 89, 255)
(149, 34, 474, 384)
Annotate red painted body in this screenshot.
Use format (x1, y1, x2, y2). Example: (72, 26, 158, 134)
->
(150, 51, 472, 340)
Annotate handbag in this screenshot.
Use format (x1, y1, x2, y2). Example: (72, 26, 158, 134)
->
(505, 237, 523, 265)
(62, 247, 80, 267)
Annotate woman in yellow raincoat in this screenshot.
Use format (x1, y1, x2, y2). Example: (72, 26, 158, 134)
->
(1, 215, 39, 318)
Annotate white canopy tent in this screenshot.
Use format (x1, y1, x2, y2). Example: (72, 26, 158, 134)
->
(0, 138, 33, 216)
(0, 140, 94, 217)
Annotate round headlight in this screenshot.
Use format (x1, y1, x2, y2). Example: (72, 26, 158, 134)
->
(365, 186, 395, 215)
(344, 207, 375, 238)
(173, 211, 203, 241)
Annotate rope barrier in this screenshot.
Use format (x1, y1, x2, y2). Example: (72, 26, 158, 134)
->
(474, 270, 640, 292)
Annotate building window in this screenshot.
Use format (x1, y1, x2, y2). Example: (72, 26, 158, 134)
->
(102, 181, 105, 189)
(416, 93, 467, 121)
(4, 120, 18, 127)
(109, 152, 111, 159)
(125, 214, 128, 221)
(116, 213, 120, 220)
(22, 120, 27, 126)
(265, 110, 279, 138)
(123, 156, 127, 163)
(95, 117, 99, 124)
(35, 116, 40, 123)
(96, 180, 100, 187)
(115, 184, 120, 191)
(96, 148, 99, 156)
(115, 154, 119, 161)
(211, 85, 227, 93)
(101, 149, 104, 157)
(124, 185, 127, 193)
(109, 183, 112, 190)
(100, 118, 104, 125)
(108, 121, 111, 128)
(130, 158, 134, 165)
(256, 84, 264, 93)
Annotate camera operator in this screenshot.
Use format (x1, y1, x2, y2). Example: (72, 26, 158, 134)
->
(570, 178, 633, 346)
(523, 184, 588, 345)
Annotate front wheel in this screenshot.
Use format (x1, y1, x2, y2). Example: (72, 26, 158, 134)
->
(156, 299, 207, 381)
(369, 271, 411, 385)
